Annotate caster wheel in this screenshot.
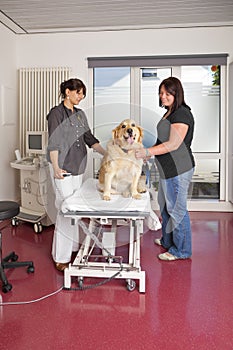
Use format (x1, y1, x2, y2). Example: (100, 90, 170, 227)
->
(2, 283, 12, 293)
(34, 223, 39, 233)
(27, 266, 35, 273)
(34, 223, 43, 233)
(126, 279, 136, 292)
(11, 218, 19, 226)
(106, 256, 114, 263)
(78, 277, 84, 289)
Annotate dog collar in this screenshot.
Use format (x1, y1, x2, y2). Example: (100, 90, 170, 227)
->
(118, 145, 129, 153)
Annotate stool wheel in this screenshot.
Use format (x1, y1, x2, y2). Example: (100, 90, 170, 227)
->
(27, 266, 35, 273)
(2, 283, 12, 293)
(0, 200, 34, 293)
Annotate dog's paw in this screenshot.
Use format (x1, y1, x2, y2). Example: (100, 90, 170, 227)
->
(132, 193, 142, 200)
(103, 194, 111, 201)
(137, 176, 147, 193)
(137, 185, 147, 193)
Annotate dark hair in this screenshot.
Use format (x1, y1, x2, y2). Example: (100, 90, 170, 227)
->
(159, 77, 190, 113)
(60, 78, 86, 99)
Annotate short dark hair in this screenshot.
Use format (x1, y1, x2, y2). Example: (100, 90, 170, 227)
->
(159, 77, 190, 113)
(60, 78, 86, 99)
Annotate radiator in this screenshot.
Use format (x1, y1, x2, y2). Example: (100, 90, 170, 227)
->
(19, 67, 71, 156)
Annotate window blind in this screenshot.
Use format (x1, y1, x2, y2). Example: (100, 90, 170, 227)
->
(88, 54, 228, 68)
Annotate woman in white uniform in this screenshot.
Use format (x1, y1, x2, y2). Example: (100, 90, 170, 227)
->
(47, 78, 105, 271)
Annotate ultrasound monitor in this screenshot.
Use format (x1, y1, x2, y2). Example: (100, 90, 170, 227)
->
(26, 131, 48, 155)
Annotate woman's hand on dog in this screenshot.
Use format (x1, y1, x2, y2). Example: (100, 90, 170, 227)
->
(135, 148, 151, 160)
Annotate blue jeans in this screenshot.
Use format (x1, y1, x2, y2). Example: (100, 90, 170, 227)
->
(157, 168, 194, 259)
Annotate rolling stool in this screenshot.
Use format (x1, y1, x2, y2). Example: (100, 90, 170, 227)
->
(0, 201, 34, 293)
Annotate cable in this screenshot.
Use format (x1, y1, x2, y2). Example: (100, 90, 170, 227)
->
(63, 267, 123, 291)
(0, 286, 63, 306)
(0, 268, 124, 305)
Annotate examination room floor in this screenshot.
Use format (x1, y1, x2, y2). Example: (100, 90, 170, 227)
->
(1, 211, 233, 350)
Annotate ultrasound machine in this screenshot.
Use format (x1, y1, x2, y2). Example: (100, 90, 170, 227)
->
(10, 131, 55, 233)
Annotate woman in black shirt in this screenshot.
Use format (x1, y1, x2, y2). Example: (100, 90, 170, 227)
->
(136, 77, 195, 261)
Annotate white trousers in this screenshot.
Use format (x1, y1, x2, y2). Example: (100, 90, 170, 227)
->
(49, 164, 83, 263)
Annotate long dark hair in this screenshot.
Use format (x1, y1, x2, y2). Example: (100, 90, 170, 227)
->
(159, 77, 190, 114)
(60, 78, 86, 99)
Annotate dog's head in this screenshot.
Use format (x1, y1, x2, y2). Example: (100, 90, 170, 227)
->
(112, 119, 143, 146)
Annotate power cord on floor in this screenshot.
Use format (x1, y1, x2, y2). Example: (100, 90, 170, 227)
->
(0, 286, 63, 306)
(0, 267, 123, 304)
(63, 266, 123, 291)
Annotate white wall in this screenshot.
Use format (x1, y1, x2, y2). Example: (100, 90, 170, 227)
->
(0, 24, 20, 200)
(229, 62, 233, 204)
(16, 26, 233, 73)
(1, 24, 233, 201)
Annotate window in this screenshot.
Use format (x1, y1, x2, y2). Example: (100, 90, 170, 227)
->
(94, 67, 130, 147)
(181, 66, 220, 153)
(93, 67, 130, 177)
(91, 55, 227, 202)
(140, 68, 171, 148)
(181, 65, 221, 199)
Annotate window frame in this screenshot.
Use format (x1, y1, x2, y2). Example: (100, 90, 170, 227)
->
(88, 58, 230, 209)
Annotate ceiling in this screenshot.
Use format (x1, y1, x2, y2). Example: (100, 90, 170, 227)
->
(0, 0, 233, 34)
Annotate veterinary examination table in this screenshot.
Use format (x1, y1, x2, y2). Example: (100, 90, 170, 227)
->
(61, 178, 161, 293)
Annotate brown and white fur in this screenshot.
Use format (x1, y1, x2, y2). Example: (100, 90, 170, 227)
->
(98, 119, 146, 201)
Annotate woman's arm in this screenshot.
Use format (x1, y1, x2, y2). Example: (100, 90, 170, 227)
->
(91, 142, 106, 156)
(50, 150, 65, 179)
(135, 123, 188, 159)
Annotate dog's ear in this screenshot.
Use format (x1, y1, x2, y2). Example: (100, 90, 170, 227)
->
(137, 125, 144, 143)
(112, 126, 118, 140)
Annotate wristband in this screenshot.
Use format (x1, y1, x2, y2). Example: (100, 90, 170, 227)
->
(145, 148, 151, 157)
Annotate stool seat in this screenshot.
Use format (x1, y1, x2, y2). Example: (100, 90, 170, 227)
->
(0, 201, 20, 221)
(0, 200, 34, 293)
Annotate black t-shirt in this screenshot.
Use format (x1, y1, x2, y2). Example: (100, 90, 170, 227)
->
(155, 105, 195, 179)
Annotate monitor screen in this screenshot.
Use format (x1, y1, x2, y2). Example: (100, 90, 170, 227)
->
(26, 131, 48, 155)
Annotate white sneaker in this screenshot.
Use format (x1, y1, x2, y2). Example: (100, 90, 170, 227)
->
(154, 238, 162, 246)
(158, 252, 178, 261)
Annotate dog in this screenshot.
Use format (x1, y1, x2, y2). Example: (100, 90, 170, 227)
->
(98, 119, 147, 201)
